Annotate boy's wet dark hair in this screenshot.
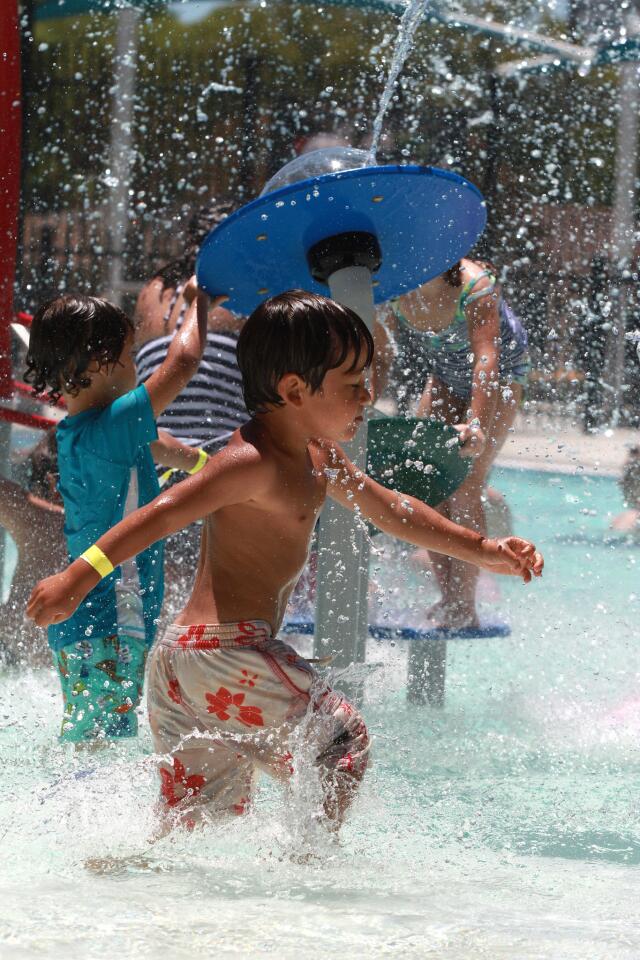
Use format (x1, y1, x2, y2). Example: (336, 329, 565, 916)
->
(25, 294, 133, 402)
(237, 289, 374, 415)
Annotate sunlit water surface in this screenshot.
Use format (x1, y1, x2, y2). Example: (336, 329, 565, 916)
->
(1, 467, 639, 959)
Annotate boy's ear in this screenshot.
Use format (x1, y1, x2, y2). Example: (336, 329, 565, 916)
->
(276, 373, 306, 408)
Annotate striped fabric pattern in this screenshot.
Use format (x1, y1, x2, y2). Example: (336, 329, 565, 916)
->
(136, 330, 247, 448)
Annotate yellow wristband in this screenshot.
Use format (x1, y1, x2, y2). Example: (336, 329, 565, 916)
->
(159, 467, 175, 486)
(80, 545, 114, 579)
(188, 448, 208, 475)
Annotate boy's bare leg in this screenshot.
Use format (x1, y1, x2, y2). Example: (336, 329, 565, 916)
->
(314, 696, 370, 829)
(320, 766, 367, 828)
(439, 477, 485, 628)
(417, 380, 522, 629)
(438, 390, 520, 628)
(415, 380, 474, 625)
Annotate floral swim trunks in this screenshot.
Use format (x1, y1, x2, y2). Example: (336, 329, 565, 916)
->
(147, 620, 370, 825)
(54, 634, 147, 742)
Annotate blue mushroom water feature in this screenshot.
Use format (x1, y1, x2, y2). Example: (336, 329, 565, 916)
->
(197, 147, 487, 700)
(197, 147, 486, 314)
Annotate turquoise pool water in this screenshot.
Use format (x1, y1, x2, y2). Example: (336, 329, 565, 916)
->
(1, 466, 639, 959)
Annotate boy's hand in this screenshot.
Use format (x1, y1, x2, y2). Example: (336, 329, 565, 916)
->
(182, 275, 199, 304)
(26, 566, 97, 627)
(454, 422, 486, 458)
(183, 275, 228, 311)
(478, 536, 543, 582)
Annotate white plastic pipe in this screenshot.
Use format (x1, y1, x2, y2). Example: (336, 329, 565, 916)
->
(607, 30, 640, 423)
(313, 266, 376, 675)
(104, 6, 140, 307)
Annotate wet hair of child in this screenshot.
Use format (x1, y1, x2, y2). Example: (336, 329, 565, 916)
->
(237, 289, 374, 416)
(25, 295, 133, 403)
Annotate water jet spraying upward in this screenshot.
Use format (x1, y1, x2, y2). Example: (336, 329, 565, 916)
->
(368, 0, 429, 163)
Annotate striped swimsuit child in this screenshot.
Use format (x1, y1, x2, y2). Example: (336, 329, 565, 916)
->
(136, 288, 247, 451)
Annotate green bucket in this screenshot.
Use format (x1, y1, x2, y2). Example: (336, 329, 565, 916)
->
(367, 417, 471, 507)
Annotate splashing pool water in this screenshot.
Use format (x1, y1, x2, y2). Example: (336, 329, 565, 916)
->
(1, 466, 639, 959)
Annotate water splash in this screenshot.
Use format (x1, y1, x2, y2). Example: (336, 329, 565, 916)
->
(367, 0, 429, 163)
(625, 329, 640, 360)
(196, 80, 244, 122)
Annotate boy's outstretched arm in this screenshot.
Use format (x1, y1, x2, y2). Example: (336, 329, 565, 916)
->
(321, 444, 543, 581)
(26, 448, 267, 627)
(144, 280, 228, 418)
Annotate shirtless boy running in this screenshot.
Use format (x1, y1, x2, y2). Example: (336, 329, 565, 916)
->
(28, 290, 543, 830)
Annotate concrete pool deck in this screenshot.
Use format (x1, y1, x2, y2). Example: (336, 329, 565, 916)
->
(497, 411, 637, 477)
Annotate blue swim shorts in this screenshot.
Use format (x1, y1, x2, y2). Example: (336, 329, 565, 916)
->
(54, 634, 147, 742)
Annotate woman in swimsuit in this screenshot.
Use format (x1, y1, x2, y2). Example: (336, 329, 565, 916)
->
(374, 257, 530, 628)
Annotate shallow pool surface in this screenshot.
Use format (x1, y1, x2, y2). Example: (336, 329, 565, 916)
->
(1, 467, 639, 959)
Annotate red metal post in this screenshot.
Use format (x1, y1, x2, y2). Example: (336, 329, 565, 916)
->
(0, 1, 22, 400)
(0, 407, 57, 430)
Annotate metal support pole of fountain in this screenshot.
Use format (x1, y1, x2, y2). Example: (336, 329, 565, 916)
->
(407, 636, 446, 707)
(104, 4, 140, 307)
(307, 234, 381, 689)
(0, 0, 22, 590)
(605, 17, 640, 424)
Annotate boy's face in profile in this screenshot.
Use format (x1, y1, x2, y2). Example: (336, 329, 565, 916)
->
(304, 348, 371, 442)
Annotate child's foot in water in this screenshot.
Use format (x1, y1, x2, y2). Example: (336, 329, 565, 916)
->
(421, 598, 481, 631)
(424, 600, 446, 623)
(438, 601, 480, 631)
(84, 854, 162, 875)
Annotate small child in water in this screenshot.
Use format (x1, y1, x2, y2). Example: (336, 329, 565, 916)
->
(28, 290, 543, 828)
(611, 446, 640, 534)
(25, 280, 225, 743)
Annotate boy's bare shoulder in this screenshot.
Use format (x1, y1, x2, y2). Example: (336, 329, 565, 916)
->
(207, 429, 279, 492)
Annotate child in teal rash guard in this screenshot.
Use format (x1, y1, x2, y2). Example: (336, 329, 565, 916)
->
(25, 280, 225, 742)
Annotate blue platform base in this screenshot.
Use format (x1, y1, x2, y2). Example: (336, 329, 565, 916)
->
(281, 620, 511, 642)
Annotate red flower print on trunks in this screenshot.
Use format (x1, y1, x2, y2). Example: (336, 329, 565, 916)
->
(238, 670, 258, 688)
(167, 679, 182, 705)
(232, 796, 250, 816)
(277, 751, 295, 775)
(205, 687, 264, 727)
(177, 625, 205, 647)
(160, 758, 206, 808)
(176, 625, 221, 649)
(235, 621, 270, 645)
